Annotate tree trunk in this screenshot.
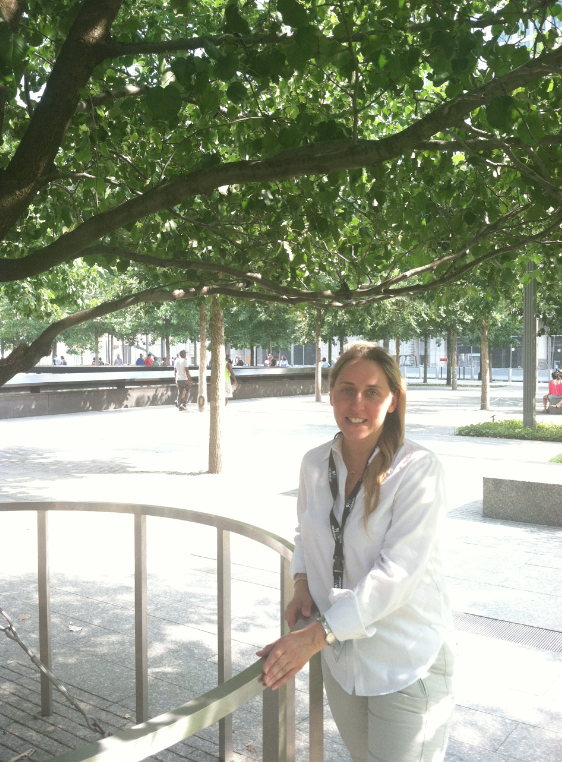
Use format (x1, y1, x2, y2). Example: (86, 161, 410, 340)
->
(394, 335, 400, 366)
(250, 344, 255, 366)
(489, 344, 493, 383)
(146, 333, 150, 355)
(423, 334, 428, 383)
(383, 338, 390, 351)
(328, 339, 332, 365)
(339, 335, 345, 356)
(122, 336, 126, 364)
(166, 334, 170, 363)
(51, 339, 57, 364)
(94, 328, 99, 365)
(209, 296, 225, 473)
(451, 325, 458, 391)
(198, 301, 208, 413)
(161, 336, 165, 360)
(446, 328, 452, 386)
(1, 338, 4, 359)
(110, 334, 114, 365)
(315, 308, 322, 402)
(481, 314, 489, 410)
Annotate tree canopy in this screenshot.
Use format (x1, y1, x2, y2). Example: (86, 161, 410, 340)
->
(1, 0, 562, 384)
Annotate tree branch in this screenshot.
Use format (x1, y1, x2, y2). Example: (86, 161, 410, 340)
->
(0, 0, 124, 240)
(2, 45, 562, 283)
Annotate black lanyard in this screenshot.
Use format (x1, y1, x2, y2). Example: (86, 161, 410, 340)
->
(328, 441, 376, 589)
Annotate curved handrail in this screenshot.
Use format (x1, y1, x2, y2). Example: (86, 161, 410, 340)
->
(0, 501, 320, 762)
(0, 501, 294, 559)
(43, 661, 266, 762)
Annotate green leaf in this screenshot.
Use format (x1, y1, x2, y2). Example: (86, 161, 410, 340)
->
(277, 0, 308, 27)
(226, 81, 248, 104)
(203, 38, 222, 61)
(214, 51, 239, 80)
(224, 4, 250, 35)
(485, 96, 515, 132)
(198, 85, 221, 112)
(146, 84, 182, 121)
(61, 207, 73, 227)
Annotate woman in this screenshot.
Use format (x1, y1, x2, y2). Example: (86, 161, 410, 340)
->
(257, 342, 454, 762)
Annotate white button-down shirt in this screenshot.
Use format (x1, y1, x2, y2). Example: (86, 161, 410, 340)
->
(290, 436, 453, 696)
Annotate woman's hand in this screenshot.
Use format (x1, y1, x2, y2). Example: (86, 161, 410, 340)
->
(256, 621, 327, 691)
(284, 578, 314, 628)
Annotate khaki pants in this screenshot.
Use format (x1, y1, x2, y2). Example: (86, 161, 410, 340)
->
(176, 380, 190, 407)
(321, 639, 455, 762)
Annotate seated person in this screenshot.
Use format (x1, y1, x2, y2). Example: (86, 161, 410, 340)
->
(544, 371, 562, 411)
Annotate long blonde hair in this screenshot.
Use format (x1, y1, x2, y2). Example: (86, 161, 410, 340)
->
(330, 342, 406, 523)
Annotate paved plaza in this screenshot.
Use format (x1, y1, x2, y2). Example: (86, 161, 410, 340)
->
(1, 383, 562, 762)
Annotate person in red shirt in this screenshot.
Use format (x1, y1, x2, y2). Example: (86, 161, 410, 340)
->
(144, 354, 154, 366)
(543, 371, 562, 412)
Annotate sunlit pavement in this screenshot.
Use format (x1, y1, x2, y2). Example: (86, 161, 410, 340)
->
(1, 385, 562, 761)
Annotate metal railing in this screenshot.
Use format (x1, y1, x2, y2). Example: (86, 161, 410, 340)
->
(0, 502, 324, 762)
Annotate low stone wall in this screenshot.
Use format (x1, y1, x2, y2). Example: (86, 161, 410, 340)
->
(483, 477, 562, 527)
(0, 371, 330, 419)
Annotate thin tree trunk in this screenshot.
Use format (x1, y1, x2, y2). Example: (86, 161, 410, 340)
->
(1, 339, 4, 359)
(166, 334, 170, 363)
(489, 344, 493, 383)
(423, 334, 428, 383)
(209, 296, 225, 473)
(315, 308, 322, 402)
(394, 335, 400, 366)
(110, 334, 114, 365)
(328, 339, 332, 365)
(51, 339, 57, 364)
(383, 338, 390, 352)
(446, 328, 452, 386)
(451, 325, 458, 391)
(94, 328, 99, 366)
(481, 314, 489, 410)
(122, 336, 126, 365)
(339, 335, 344, 356)
(198, 301, 208, 413)
(161, 337, 165, 360)
(250, 345, 255, 366)
(146, 333, 150, 355)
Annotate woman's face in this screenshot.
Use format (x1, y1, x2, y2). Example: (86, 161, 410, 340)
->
(330, 358, 398, 448)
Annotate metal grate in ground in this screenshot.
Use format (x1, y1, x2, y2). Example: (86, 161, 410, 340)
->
(453, 610, 562, 653)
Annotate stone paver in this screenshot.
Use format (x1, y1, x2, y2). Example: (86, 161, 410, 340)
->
(1, 384, 562, 761)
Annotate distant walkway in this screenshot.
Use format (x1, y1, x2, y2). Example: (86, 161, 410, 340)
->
(1, 389, 562, 762)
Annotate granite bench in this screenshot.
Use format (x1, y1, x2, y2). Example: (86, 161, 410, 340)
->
(483, 477, 562, 527)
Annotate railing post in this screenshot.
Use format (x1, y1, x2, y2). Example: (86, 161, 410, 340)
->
(217, 528, 233, 762)
(134, 512, 148, 723)
(37, 510, 52, 716)
(309, 653, 323, 762)
(263, 558, 295, 762)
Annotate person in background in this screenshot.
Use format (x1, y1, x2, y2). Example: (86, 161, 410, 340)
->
(136, 354, 145, 366)
(225, 356, 238, 405)
(114, 354, 123, 366)
(264, 354, 272, 367)
(269, 354, 278, 367)
(280, 355, 289, 367)
(144, 353, 154, 366)
(53, 356, 60, 365)
(543, 370, 562, 412)
(59, 356, 67, 366)
(257, 342, 455, 762)
(322, 357, 330, 368)
(153, 356, 160, 367)
(175, 349, 193, 411)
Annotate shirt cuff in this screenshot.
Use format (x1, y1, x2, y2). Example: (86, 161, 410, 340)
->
(323, 588, 376, 642)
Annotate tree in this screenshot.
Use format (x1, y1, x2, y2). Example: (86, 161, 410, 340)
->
(2, 0, 562, 386)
